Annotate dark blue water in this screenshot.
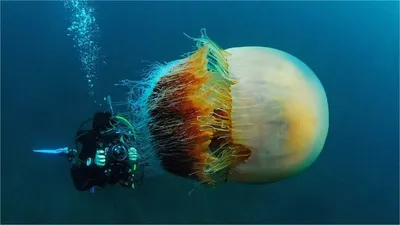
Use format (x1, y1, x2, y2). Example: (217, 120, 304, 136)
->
(2, 1, 399, 224)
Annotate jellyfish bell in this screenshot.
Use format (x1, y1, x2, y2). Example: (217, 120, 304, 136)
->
(126, 30, 329, 186)
(225, 46, 329, 184)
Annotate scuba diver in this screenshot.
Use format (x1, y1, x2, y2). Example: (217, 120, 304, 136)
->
(69, 111, 141, 192)
(33, 98, 143, 193)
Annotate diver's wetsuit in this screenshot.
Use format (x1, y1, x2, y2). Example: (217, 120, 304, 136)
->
(70, 112, 132, 191)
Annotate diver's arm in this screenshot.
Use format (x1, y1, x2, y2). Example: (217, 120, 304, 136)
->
(70, 147, 107, 191)
(75, 132, 97, 161)
(75, 149, 106, 168)
(70, 164, 107, 191)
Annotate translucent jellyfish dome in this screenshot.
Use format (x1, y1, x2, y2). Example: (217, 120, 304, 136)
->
(125, 29, 329, 185)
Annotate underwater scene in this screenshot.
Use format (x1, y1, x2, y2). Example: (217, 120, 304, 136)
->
(1, 1, 399, 224)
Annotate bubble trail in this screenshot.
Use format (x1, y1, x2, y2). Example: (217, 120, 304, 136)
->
(63, 0, 101, 101)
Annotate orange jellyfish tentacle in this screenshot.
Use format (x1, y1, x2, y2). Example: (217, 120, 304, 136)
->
(148, 30, 252, 185)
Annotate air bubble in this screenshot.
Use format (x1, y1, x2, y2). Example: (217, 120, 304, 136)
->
(64, 0, 101, 103)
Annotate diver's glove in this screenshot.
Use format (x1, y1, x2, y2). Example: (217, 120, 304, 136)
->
(94, 149, 106, 167)
(128, 147, 138, 162)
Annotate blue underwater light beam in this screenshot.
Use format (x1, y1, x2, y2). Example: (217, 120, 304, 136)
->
(33, 147, 69, 155)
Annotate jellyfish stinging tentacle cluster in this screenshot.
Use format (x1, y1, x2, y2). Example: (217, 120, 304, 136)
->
(147, 29, 252, 185)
